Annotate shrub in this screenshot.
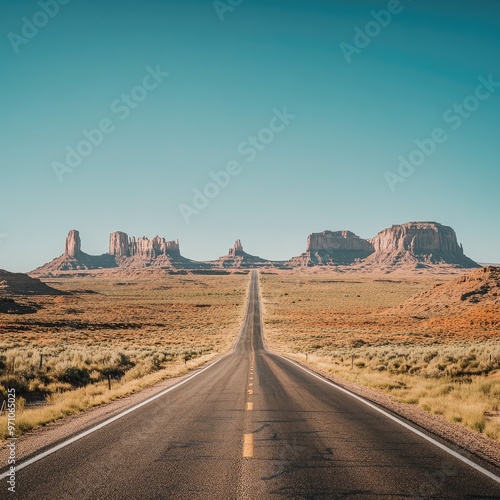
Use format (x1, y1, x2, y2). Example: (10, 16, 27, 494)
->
(56, 367, 91, 387)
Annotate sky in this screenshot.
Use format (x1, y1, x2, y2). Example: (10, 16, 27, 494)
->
(1, 0, 499, 272)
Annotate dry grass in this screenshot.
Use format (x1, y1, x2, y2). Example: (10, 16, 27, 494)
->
(260, 272, 500, 440)
(5, 353, 218, 438)
(0, 273, 248, 438)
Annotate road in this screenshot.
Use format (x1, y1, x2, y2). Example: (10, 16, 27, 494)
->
(6, 270, 500, 499)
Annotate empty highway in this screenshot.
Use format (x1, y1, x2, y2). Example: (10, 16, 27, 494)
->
(5, 271, 500, 499)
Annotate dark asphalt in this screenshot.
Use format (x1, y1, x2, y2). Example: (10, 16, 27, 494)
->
(6, 270, 500, 499)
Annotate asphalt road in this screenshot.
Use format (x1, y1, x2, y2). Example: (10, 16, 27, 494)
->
(6, 271, 500, 499)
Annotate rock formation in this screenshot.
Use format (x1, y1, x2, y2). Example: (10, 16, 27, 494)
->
(228, 239, 244, 257)
(1, 269, 68, 314)
(213, 240, 283, 269)
(107, 232, 200, 269)
(363, 222, 479, 270)
(289, 230, 374, 267)
(31, 230, 118, 275)
(29, 222, 482, 275)
(109, 232, 129, 258)
(109, 232, 181, 260)
(0, 269, 67, 296)
(398, 266, 500, 314)
(65, 230, 82, 258)
(388, 267, 500, 332)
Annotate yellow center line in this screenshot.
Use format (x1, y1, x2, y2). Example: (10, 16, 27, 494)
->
(248, 389, 253, 395)
(246, 402, 254, 411)
(249, 383, 253, 387)
(243, 434, 254, 458)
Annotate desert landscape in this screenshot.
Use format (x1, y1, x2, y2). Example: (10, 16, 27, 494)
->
(0, 0, 500, 500)
(261, 269, 500, 439)
(3, 3, 499, 495)
(1, 221, 498, 443)
(0, 269, 248, 438)
(0, 220, 499, 496)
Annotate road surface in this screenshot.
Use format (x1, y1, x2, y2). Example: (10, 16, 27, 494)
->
(5, 271, 500, 498)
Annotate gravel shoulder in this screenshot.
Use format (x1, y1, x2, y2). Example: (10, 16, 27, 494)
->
(0, 358, 223, 470)
(2, 350, 498, 477)
(288, 356, 500, 471)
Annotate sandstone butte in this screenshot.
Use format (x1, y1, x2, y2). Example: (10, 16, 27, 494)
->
(29, 222, 480, 276)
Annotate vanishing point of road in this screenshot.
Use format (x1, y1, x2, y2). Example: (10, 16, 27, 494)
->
(6, 271, 500, 499)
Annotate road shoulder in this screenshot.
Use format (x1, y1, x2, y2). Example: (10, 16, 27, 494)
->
(273, 353, 500, 471)
(0, 357, 224, 469)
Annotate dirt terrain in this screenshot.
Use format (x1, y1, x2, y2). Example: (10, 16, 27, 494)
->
(0, 272, 248, 437)
(260, 269, 500, 440)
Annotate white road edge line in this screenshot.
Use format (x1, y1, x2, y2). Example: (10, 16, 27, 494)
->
(0, 272, 256, 480)
(255, 271, 500, 485)
(0, 354, 229, 480)
(272, 353, 500, 486)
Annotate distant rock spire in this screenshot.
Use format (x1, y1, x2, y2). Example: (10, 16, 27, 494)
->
(229, 239, 244, 256)
(109, 231, 130, 257)
(65, 230, 81, 258)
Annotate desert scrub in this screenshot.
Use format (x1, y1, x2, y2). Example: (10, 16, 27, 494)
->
(1, 352, 219, 439)
(0, 337, 239, 440)
(0, 273, 249, 438)
(260, 272, 500, 439)
(271, 345, 500, 440)
(0, 345, 214, 402)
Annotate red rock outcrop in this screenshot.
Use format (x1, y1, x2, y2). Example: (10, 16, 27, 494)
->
(0, 269, 67, 295)
(290, 230, 374, 267)
(109, 232, 180, 260)
(109, 232, 129, 258)
(31, 231, 117, 275)
(363, 222, 479, 270)
(396, 266, 500, 316)
(213, 240, 283, 269)
(30, 222, 482, 276)
(65, 230, 81, 258)
(32, 230, 203, 275)
(307, 231, 373, 253)
(228, 239, 244, 257)
(388, 267, 500, 333)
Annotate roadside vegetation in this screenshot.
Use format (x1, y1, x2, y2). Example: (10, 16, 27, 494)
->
(0, 273, 248, 439)
(260, 272, 500, 440)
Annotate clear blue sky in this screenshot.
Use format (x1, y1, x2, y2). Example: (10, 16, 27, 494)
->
(1, 0, 499, 272)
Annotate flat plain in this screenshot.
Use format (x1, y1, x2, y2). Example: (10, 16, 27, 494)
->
(260, 271, 500, 440)
(2, 269, 499, 445)
(0, 272, 248, 438)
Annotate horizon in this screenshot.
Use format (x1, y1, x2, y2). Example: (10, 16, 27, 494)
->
(2, 0, 499, 272)
(16, 220, 500, 273)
